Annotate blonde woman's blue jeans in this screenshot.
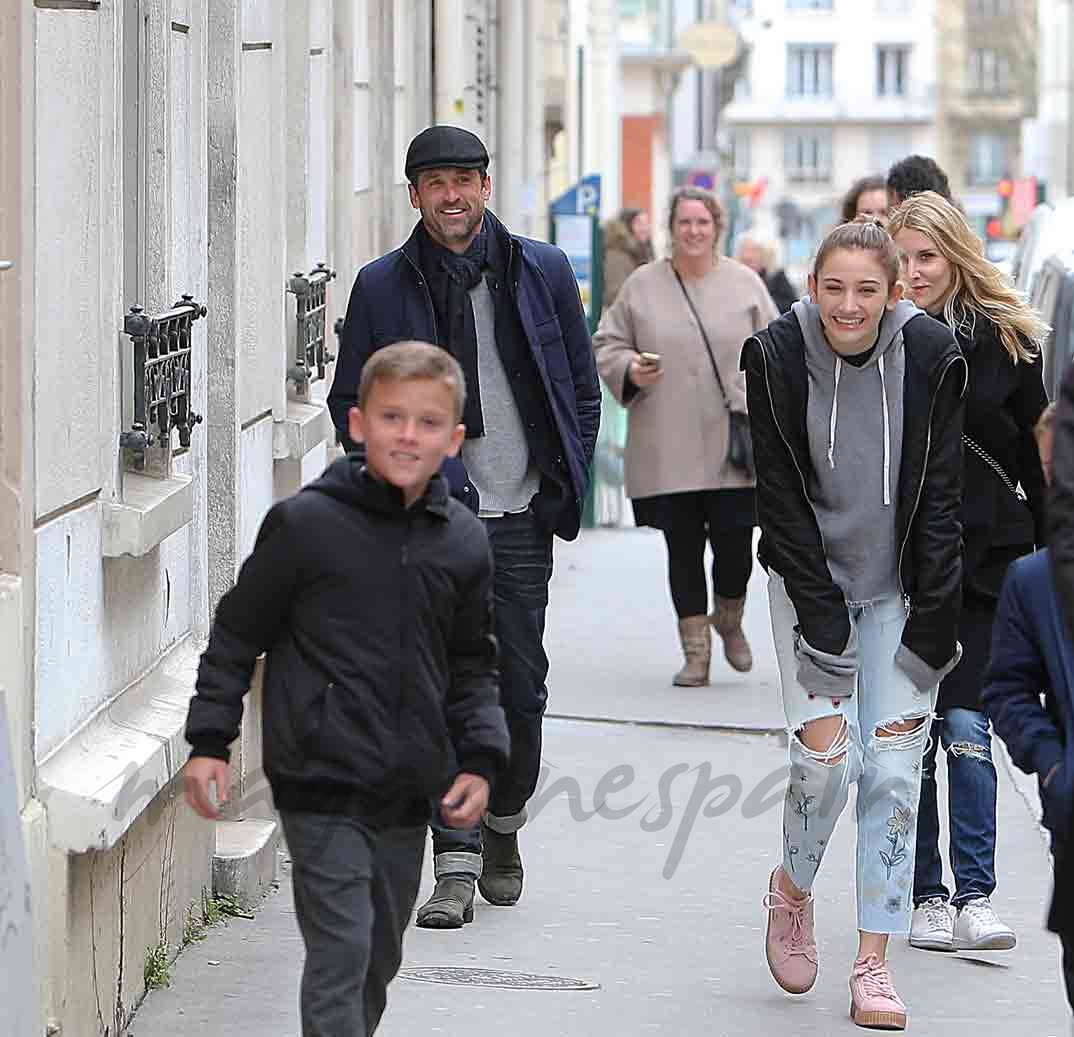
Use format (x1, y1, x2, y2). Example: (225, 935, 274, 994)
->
(768, 572, 936, 934)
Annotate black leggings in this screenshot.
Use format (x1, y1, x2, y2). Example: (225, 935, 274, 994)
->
(663, 521, 753, 618)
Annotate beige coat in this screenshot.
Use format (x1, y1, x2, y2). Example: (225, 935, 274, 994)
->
(593, 257, 778, 500)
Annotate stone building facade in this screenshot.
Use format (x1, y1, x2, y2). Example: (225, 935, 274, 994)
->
(0, 1, 571, 1033)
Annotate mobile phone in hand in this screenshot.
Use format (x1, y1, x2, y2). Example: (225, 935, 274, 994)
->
(639, 351, 662, 368)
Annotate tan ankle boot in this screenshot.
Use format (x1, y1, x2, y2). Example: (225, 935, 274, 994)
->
(673, 616, 711, 686)
(711, 595, 752, 672)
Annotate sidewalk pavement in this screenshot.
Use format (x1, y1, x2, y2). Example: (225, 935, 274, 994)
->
(129, 530, 1071, 1036)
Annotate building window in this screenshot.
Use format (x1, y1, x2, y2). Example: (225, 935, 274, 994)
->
(968, 0, 1011, 15)
(784, 128, 832, 182)
(968, 132, 1009, 184)
(968, 48, 1012, 94)
(876, 45, 909, 97)
(729, 128, 751, 181)
(734, 52, 751, 101)
(787, 0, 833, 8)
(787, 45, 834, 98)
(870, 128, 911, 175)
(728, 0, 753, 11)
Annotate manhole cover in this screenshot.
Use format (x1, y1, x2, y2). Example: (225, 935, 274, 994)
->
(397, 966, 599, 991)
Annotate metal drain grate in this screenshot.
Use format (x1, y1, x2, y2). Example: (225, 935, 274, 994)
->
(397, 966, 599, 991)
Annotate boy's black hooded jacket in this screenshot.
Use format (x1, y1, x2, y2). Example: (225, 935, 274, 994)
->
(741, 308, 968, 680)
(185, 455, 509, 827)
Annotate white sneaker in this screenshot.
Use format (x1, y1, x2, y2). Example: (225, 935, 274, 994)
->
(952, 896, 1017, 951)
(909, 896, 954, 952)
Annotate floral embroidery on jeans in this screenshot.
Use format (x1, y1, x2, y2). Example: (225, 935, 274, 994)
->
(880, 805, 913, 879)
(794, 792, 817, 832)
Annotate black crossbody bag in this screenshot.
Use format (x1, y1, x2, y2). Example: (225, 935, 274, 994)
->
(673, 267, 755, 479)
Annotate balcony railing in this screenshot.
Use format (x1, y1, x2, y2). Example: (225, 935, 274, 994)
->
(120, 295, 205, 475)
(287, 262, 337, 398)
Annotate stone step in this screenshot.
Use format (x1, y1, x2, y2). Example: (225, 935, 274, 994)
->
(212, 818, 280, 910)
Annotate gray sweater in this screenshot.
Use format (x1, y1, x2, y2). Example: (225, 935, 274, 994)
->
(795, 298, 920, 605)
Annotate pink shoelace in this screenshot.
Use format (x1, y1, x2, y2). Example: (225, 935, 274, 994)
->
(762, 888, 817, 961)
(852, 954, 903, 1004)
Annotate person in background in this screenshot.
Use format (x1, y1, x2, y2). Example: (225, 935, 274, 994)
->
(842, 175, 890, 225)
(982, 402, 1073, 1012)
(745, 219, 966, 1031)
(886, 154, 953, 208)
(594, 187, 777, 686)
(889, 191, 1049, 955)
(602, 207, 654, 312)
(735, 231, 799, 314)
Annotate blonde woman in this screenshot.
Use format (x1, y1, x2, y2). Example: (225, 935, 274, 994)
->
(890, 191, 1050, 955)
(593, 187, 778, 686)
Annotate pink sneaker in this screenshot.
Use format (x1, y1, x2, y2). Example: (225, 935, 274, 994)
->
(849, 954, 907, 1030)
(763, 866, 818, 994)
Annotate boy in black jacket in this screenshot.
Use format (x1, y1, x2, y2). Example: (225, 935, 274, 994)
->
(183, 341, 509, 1036)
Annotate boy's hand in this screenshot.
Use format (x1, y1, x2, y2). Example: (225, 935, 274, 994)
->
(183, 756, 230, 819)
(440, 772, 490, 830)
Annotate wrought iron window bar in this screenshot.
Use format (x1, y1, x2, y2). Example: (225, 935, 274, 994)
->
(287, 262, 337, 390)
(120, 295, 205, 469)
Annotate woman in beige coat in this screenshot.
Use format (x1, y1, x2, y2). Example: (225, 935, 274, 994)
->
(593, 187, 778, 686)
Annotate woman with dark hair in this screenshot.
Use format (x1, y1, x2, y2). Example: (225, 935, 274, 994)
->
(841, 175, 889, 225)
(602, 207, 654, 311)
(593, 186, 777, 686)
(890, 191, 1050, 956)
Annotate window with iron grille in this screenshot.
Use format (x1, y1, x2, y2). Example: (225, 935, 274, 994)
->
(876, 45, 910, 97)
(787, 45, 834, 97)
(784, 128, 832, 182)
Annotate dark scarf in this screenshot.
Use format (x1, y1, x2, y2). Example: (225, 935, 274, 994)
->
(417, 221, 489, 437)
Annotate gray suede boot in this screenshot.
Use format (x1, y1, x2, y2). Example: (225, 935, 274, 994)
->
(478, 822, 524, 906)
(711, 595, 752, 672)
(414, 852, 481, 929)
(415, 876, 475, 928)
(673, 615, 711, 687)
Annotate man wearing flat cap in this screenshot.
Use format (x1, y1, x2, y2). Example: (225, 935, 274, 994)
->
(329, 125, 601, 930)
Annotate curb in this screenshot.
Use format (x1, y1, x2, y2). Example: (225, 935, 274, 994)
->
(545, 710, 788, 744)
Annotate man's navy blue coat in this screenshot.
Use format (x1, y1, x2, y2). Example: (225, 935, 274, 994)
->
(327, 211, 601, 541)
(982, 549, 1074, 846)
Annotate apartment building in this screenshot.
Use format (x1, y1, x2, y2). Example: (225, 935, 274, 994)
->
(718, 0, 937, 263)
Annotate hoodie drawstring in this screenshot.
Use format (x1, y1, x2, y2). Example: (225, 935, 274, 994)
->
(827, 357, 842, 470)
(826, 352, 892, 508)
(878, 353, 891, 507)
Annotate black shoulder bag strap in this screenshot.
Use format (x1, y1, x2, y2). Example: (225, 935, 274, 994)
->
(673, 266, 732, 413)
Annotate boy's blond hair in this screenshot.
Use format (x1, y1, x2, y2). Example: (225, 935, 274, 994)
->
(357, 341, 466, 422)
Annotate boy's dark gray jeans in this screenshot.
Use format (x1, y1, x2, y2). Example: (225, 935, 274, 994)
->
(280, 811, 425, 1036)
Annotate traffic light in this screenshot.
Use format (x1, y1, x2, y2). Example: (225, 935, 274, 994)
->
(997, 177, 1014, 200)
(986, 218, 1003, 239)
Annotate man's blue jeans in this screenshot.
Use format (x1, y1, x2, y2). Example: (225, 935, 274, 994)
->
(913, 707, 998, 908)
(432, 509, 553, 866)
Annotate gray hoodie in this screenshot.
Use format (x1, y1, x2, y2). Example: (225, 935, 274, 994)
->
(794, 297, 921, 606)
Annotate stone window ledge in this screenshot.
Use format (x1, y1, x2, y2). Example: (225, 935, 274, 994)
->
(101, 471, 194, 558)
(37, 635, 205, 854)
(273, 398, 333, 462)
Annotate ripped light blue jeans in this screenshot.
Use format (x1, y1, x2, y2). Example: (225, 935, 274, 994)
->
(769, 573, 936, 934)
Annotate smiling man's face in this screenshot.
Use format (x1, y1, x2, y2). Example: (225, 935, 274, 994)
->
(409, 167, 492, 253)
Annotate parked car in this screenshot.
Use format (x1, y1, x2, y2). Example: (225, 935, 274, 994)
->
(1013, 199, 1074, 301)
(1029, 249, 1074, 400)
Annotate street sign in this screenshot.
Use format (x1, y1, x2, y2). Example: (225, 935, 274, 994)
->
(550, 175, 603, 324)
(688, 170, 716, 190)
(678, 20, 740, 70)
(550, 174, 601, 217)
